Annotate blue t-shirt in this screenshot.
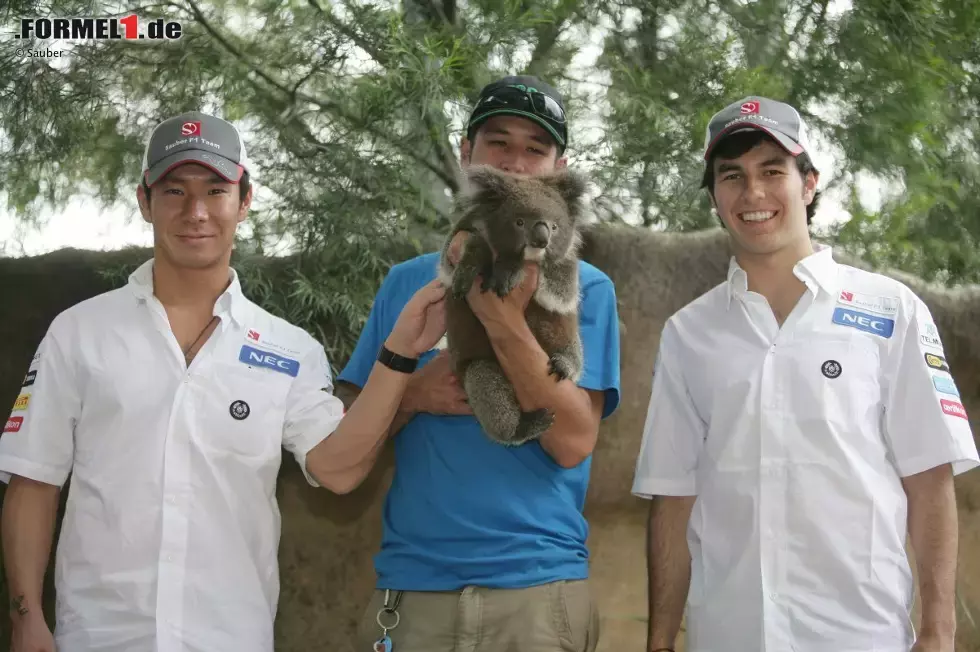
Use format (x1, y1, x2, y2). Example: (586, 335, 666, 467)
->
(337, 252, 621, 590)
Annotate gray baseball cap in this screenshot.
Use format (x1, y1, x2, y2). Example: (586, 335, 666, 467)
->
(702, 96, 812, 162)
(141, 111, 253, 186)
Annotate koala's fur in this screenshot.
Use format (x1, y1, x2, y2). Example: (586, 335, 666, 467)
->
(437, 165, 590, 446)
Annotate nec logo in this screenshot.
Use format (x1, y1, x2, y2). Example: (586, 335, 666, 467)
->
(238, 345, 300, 377)
(832, 307, 895, 338)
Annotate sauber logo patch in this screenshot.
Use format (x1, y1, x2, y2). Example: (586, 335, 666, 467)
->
(3, 417, 23, 433)
(239, 344, 300, 377)
(940, 399, 968, 420)
(837, 289, 899, 316)
(832, 307, 895, 338)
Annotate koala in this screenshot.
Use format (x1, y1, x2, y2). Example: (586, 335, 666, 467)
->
(437, 164, 589, 446)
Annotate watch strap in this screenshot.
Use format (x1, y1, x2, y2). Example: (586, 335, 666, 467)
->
(377, 345, 418, 374)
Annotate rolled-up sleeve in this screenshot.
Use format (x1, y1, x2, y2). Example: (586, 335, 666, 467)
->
(881, 295, 979, 477)
(282, 342, 346, 487)
(631, 320, 706, 498)
(0, 315, 80, 487)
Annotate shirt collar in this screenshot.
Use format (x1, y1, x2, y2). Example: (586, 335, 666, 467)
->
(127, 258, 247, 327)
(726, 243, 838, 309)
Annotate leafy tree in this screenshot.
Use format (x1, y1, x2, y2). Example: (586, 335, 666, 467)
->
(1, 0, 978, 365)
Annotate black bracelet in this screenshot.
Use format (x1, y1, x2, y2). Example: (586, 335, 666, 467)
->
(377, 345, 418, 374)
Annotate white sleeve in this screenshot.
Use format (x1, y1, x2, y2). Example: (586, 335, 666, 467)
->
(631, 320, 706, 498)
(882, 294, 979, 477)
(282, 342, 346, 487)
(0, 316, 80, 487)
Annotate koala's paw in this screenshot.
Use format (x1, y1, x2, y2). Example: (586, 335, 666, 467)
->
(547, 353, 579, 383)
(480, 273, 495, 294)
(512, 408, 555, 444)
(451, 269, 474, 300)
(490, 270, 521, 298)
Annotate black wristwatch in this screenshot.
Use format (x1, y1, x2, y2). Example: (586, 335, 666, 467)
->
(377, 345, 418, 374)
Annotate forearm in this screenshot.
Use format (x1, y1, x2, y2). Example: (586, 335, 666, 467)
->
(306, 360, 412, 492)
(647, 495, 695, 651)
(488, 320, 595, 465)
(335, 382, 416, 440)
(904, 464, 958, 640)
(3, 475, 60, 619)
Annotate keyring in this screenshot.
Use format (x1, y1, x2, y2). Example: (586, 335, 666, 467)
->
(376, 607, 400, 631)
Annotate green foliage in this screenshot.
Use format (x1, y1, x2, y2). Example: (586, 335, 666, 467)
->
(1, 0, 979, 356)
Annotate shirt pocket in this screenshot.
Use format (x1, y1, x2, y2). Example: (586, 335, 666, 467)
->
(194, 363, 291, 459)
(784, 335, 884, 458)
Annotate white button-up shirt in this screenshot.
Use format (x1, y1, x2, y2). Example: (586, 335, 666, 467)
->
(632, 244, 979, 652)
(0, 259, 345, 652)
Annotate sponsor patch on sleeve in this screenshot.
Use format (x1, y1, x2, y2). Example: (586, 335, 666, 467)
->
(22, 370, 37, 387)
(12, 393, 30, 412)
(3, 416, 23, 433)
(932, 375, 960, 398)
(919, 322, 943, 350)
(832, 307, 895, 338)
(239, 344, 300, 377)
(940, 399, 968, 420)
(837, 290, 900, 316)
(924, 352, 949, 372)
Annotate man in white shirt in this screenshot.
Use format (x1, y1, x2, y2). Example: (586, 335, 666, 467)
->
(631, 96, 979, 652)
(1, 111, 450, 652)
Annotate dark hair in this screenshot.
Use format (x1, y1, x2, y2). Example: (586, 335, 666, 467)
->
(701, 131, 821, 225)
(143, 170, 252, 205)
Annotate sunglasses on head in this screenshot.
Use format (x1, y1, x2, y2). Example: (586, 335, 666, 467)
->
(475, 84, 567, 125)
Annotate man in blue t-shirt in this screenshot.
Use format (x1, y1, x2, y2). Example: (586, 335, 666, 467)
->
(335, 75, 621, 652)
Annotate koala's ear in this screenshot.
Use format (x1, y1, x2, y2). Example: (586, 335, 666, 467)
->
(459, 164, 512, 201)
(549, 169, 590, 217)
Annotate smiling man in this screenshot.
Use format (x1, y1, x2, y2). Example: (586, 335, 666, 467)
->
(0, 111, 453, 652)
(631, 96, 979, 652)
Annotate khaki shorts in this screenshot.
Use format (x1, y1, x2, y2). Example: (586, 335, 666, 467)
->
(355, 579, 600, 652)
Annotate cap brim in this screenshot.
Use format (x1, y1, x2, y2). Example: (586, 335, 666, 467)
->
(703, 122, 804, 161)
(469, 109, 566, 148)
(144, 150, 244, 186)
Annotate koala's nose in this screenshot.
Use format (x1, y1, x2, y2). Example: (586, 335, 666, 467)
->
(530, 222, 550, 248)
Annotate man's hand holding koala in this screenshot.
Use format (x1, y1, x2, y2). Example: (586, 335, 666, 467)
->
(466, 263, 539, 337)
(399, 350, 472, 417)
(448, 231, 542, 338)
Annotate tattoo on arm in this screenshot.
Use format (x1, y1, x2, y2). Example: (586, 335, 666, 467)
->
(11, 594, 28, 616)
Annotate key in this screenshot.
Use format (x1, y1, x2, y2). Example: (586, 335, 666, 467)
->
(373, 634, 393, 652)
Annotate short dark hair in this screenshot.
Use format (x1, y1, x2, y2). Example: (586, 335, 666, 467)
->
(701, 131, 821, 225)
(143, 170, 252, 205)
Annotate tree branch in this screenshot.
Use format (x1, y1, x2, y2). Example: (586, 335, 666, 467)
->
(180, 0, 456, 189)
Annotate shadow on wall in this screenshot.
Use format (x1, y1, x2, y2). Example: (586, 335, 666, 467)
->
(0, 223, 979, 652)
